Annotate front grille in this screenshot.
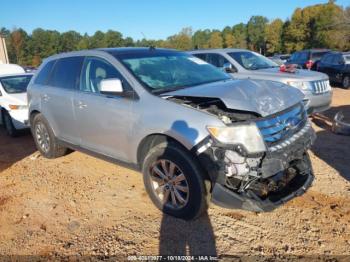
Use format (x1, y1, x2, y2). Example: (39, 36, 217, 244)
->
(311, 80, 330, 94)
(256, 103, 307, 146)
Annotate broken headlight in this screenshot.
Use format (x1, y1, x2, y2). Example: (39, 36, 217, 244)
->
(207, 123, 267, 154)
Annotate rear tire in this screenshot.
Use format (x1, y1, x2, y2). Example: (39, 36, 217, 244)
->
(2, 111, 18, 137)
(142, 141, 210, 220)
(31, 113, 68, 159)
(342, 76, 350, 89)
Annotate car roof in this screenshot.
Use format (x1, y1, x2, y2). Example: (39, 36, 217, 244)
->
(323, 51, 350, 55)
(98, 47, 178, 55)
(0, 72, 34, 78)
(189, 48, 254, 53)
(0, 63, 26, 75)
(296, 49, 331, 53)
(43, 47, 181, 61)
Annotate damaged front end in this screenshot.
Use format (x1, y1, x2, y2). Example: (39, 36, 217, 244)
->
(184, 98, 316, 212)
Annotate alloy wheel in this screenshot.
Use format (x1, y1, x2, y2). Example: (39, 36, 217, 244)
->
(149, 159, 189, 209)
(35, 122, 50, 153)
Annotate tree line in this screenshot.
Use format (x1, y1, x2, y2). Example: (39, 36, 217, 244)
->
(1, 0, 349, 66)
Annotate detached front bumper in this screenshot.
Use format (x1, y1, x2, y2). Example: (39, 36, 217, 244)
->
(8, 109, 29, 130)
(197, 121, 316, 212)
(211, 172, 313, 212)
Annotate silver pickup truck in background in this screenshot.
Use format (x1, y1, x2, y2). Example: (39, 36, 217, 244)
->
(189, 49, 333, 114)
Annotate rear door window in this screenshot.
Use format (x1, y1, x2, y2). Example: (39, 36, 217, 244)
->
(206, 53, 229, 68)
(47, 56, 84, 90)
(333, 54, 344, 65)
(193, 53, 207, 61)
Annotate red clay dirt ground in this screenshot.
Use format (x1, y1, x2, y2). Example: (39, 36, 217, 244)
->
(0, 87, 349, 261)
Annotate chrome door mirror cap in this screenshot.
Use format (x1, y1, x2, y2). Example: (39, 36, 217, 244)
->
(223, 63, 237, 73)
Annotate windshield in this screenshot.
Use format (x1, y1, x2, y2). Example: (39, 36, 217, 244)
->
(0, 75, 32, 94)
(118, 53, 230, 93)
(228, 51, 278, 70)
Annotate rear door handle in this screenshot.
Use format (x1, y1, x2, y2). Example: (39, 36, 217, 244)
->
(78, 101, 87, 109)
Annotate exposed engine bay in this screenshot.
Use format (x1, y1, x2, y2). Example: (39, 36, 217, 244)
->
(167, 95, 315, 211)
(167, 96, 259, 123)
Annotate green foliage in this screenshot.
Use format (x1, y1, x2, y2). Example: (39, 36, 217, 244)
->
(166, 27, 193, 50)
(247, 16, 268, 51)
(2, 1, 349, 66)
(208, 31, 223, 48)
(283, 1, 350, 52)
(192, 29, 211, 49)
(265, 19, 284, 55)
(232, 23, 248, 48)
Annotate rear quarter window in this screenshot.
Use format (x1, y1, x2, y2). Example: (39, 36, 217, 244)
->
(47, 56, 84, 90)
(34, 60, 56, 85)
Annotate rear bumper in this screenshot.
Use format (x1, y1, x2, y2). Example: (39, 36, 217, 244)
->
(304, 91, 332, 114)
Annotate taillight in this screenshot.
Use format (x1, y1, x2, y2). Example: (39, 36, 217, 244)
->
(306, 60, 313, 70)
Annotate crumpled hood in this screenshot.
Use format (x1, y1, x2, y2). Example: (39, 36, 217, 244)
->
(253, 67, 328, 81)
(164, 79, 304, 117)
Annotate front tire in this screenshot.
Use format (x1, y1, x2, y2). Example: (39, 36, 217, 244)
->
(32, 113, 68, 159)
(343, 76, 350, 89)
(142, 141, 210, 220)
(3, 111, 18, 137)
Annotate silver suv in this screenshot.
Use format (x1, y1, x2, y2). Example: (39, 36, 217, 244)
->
(189, 49, 333, 114)
(28, 48, 315, 220)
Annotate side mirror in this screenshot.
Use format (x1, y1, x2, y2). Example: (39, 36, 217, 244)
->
(100, 78, 123, 95)
(339, 60, 345, 65)
(223, 62, 237, 73)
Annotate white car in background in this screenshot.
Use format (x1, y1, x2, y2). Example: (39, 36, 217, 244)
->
(0, 64, 33, 136)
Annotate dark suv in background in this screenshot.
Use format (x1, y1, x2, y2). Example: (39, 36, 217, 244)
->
(286, 49, 330, 70)
(317, 52, 350, 89)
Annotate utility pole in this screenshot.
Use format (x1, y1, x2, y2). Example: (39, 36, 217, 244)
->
(0, 34, 9, 64)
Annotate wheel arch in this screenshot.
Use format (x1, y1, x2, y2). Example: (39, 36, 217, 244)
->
(29, 110, 41, 127)
(137, 133, 202, 170)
